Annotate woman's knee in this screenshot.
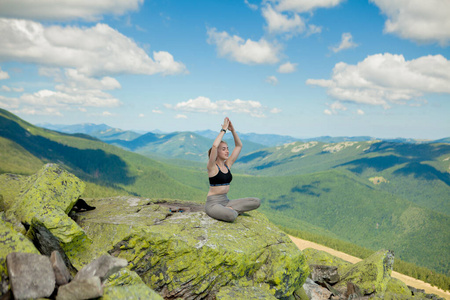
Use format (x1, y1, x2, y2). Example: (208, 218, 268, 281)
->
(206, 205, 238, 222)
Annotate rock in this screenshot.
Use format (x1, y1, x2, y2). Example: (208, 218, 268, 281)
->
(6, 252, 55, 300)
(0, 218, 39, 285)
(70, 196, 309, 299)
(302, 278, 332, 300)
(51, 251, 72, 286)
(74, 254, 128, 283)
(26, 219, 77, 275)
(56, 276, 102, 300)
(5, 164, 87, 252)
(310, 264, 340, 285)
(216, 286, 277, 299)
(102, 283, 164, 300)
(7, 164, 85, 224)
(334, 249, 394, 296)
(303, 248, 352, 274)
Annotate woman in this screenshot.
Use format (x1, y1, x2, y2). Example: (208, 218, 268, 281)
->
(206, 117, 260, 222)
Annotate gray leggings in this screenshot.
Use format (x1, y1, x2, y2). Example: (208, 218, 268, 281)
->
(206, 194, 261, 222)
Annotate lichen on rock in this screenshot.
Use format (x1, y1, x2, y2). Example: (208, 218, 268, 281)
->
(70, 196, 309, 299)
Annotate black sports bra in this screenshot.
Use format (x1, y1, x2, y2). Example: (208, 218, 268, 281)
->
(209, 164, 232, 186)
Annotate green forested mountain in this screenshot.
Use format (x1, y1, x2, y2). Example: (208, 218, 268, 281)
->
(1, 108, 449, 279)
(0, 108, 205, 200)
(235, 140, 450, 215)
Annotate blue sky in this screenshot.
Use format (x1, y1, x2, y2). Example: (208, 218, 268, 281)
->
(0, 0, 449, 139)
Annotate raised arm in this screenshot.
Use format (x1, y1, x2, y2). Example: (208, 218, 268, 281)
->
(207, 117, 229, 171)
(225, 119, 242, 168)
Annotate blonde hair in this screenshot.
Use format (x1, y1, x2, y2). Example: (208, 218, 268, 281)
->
(208, 140, 228, 158)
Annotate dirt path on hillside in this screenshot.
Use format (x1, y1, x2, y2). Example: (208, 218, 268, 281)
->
(288, 235, 450, 300)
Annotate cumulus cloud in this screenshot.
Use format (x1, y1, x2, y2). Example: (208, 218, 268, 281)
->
(244, 0, 258, 10)
(357, 109, 365, 115)
(207, 27, 281, 65)
(0, 19, 187, 77)
(152, 109, 163, 114)
(0, 67, 9, 80)
(270, 0, 345, 13)
(1, 85, 23, 92)
(166, 96, 279, 118)
(175, 114, 188, 119)
(262, 5, 305, 35)
(277, 62, 297, 73)
(0, 0, 143, 21)
(324, 101, 347, 115)
(370, 0, 450, 46)
(331, 32, 358, 53)
(307, 53, 450, 108)
(266, 75, 278, 85)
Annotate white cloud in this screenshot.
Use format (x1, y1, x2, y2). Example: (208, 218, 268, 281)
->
(262, 5, 305, 35)
(324, 101, 347, 115)
(270, 0, 345, 13)
(0, 0, 143, 21)
(175, 114, 188, 119)
(167, 96, 275, 118)
(0, 19, 187, 77)
(331, 32, 358, 53)
(0, 67, 9, 80)
(266, 75, 278, 85)
(270, 107, 282, 113)
(244, 0, 259, 10)
(1, 85, 23, 92)
(102, 111, 113, 116)
(307, 53, 450, 108)
(277, 62, 297, 73)
(207, 27, 281, 65)
(357, 109, 365, 115)
(13, 106, 63, 116)
(370, 0, 450, 46)
(138, 113, 145, 118)
(152, 109, 163, 114)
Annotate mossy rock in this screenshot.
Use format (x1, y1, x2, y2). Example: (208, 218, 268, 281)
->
(71, 196, 309, 299)
(216, 286, 277, 299)
(302, 248, 353, 276)
(0, 217, 39, 278)
(102, 269, 163, 300)
(5, 164, 86, 249)
(335, 249, 394, 295)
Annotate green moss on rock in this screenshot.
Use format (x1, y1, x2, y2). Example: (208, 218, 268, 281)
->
(0, 218, 39, 278)
(102, 283, 163, 300)
(335, 249, 394, 295)
(71, 196, 309, 299)
(6, 164, 84, 223)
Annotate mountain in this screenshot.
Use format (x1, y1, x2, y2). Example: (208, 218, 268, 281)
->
(38, 123, 112, 134)
(1, 109, 449, 278)
(0, 108, 205, 200)
(195, 129, 299, 146)
(235, 140, 450, 215)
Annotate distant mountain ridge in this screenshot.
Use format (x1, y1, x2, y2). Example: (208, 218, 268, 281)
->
(1, 109, 449, 278)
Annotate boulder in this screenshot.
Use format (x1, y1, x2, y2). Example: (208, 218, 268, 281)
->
(56, 276, 102, 300)
(310, 264, 339, 285)
(334, 249, 394, 296)
(51, 251, 72, 286)
(74, 254, 128, 283)
(302, 278, 332, 300)
(6, 252, 55, 300)
(0, 218, 39, 283)
(102, 268, 163, 299)
(5, 164, 87, 251)
(70, 196, 309, 299)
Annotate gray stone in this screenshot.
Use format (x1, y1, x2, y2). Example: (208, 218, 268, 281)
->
(310, 264, 340, 284)
(51, 251, 72, 286)
(303, 278, 332, 300)
(56, 276, 103, 300)
(6, 252, 55, 300)
(74, 254, 127, 283)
